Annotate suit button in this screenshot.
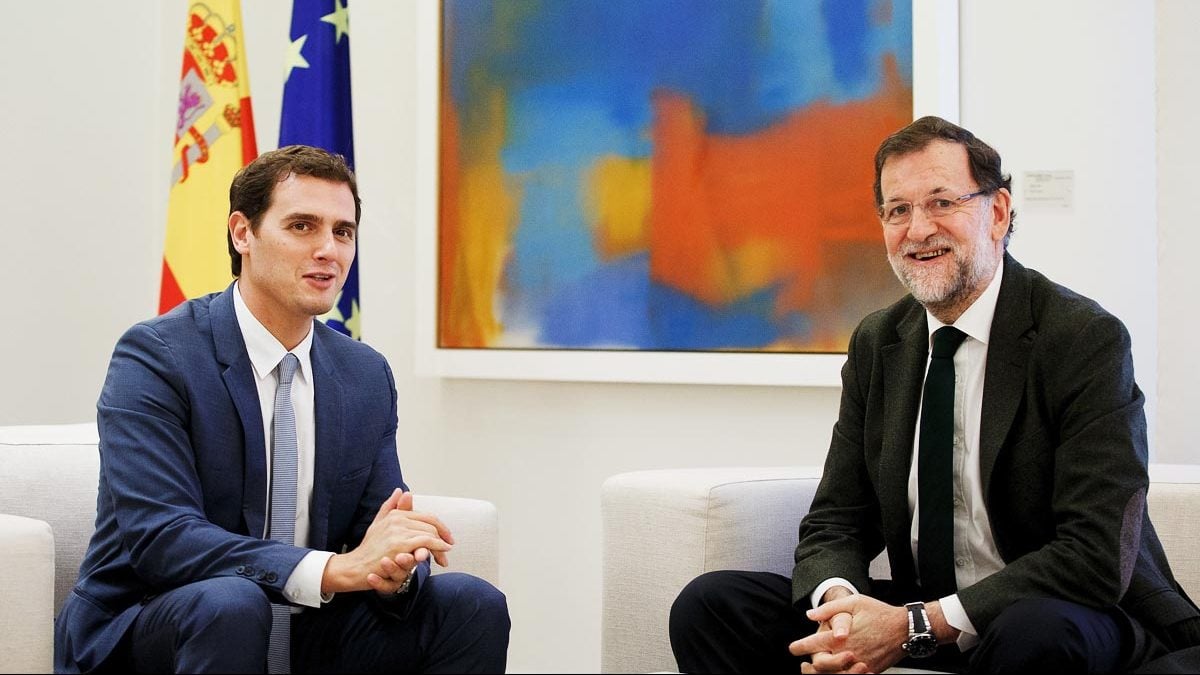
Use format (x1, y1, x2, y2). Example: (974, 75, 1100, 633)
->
(258, 571, 268, 581)
(236, 565, 246, 575)
(244, 565, 256, 576)
(267, 572, 278, 583)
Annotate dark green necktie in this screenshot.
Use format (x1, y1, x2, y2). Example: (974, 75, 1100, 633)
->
(918, 325, 968, 600)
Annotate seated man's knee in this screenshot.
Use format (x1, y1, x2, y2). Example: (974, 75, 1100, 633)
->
(672, 571, 731, 617)
(670, 571, 740, 636)
(185, 577, 273, 635)
(439, 572, 511, 629)
(975, 598, 1118, 673)
(469, 576, 510, 628)
(424, 573, 510, 672)
(131, 576, 274, 672)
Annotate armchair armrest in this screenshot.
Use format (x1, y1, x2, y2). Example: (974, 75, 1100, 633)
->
(0, 513, 55, 674)
(413, 494, 500, 588)
(600, 466, 822, 674)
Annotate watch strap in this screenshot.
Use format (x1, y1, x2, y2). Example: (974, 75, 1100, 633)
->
(905, 601, 931, 635)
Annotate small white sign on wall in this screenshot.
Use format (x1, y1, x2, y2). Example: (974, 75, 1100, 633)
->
(1023, 170, 1074, 211)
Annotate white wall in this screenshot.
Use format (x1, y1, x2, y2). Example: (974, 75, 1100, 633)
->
(960, 1, 1159, 446)
(1157, 0, 1200, 468)
(0, 2, 1190, 673)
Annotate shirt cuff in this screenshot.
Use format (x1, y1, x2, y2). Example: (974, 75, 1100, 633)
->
(938, 594, 980, 651)
(810, 578, 859, 609)
(282, 550, 335, 608)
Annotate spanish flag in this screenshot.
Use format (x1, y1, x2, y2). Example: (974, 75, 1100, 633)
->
(159, 0, 257, 314)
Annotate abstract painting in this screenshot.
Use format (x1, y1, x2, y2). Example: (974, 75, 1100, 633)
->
(438, 0, 912, 354)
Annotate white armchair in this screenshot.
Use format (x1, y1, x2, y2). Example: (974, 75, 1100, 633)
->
(0, 423, 500, 674)
(600, 464, 1200, 674)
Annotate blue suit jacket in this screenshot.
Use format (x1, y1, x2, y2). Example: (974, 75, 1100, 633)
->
(55, 286, 416, 672)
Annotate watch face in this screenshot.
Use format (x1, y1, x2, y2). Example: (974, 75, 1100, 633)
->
(903, 633, 938, 659)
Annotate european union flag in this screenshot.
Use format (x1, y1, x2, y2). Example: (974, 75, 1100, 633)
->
(280, 0, 359, 339)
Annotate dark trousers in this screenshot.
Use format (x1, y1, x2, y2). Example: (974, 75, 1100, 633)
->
(669, 570, 1156, 674)
(112, 572, 510, 673)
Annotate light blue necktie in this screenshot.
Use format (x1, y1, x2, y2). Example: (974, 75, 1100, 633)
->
(267, 353, 299, 674)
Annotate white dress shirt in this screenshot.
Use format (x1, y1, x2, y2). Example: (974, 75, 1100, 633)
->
(812, 263, 1007, 652)
(234, 283, 334, 608)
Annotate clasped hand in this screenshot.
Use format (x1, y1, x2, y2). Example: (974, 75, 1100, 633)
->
(789, 593, 908, 674)
(323, 488, 455, 595)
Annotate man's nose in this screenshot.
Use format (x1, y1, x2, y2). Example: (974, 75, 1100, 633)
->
(312, 229, 337, 258)
(906, 206, 938, 240)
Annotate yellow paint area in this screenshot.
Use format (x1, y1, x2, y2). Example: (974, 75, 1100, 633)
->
(447, 89, 519, 346)
(583, 155, 651, 260)
(726, 239, 785, 299)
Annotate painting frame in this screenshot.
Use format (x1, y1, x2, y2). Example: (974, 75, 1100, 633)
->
(414, 0, 960, 387)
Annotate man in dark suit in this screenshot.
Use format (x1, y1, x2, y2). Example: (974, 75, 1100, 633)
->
(669, 117, 1200, 673)
(55, 145, 510, 673)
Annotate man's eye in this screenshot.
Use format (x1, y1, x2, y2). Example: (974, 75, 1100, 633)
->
(336, 228, 355, 239)
(890, 204, 910, 218)
(931, 199, 955, 209)
(291, 222, 309, 231)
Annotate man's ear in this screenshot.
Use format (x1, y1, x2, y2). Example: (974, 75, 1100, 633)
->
(990, 188, 1012, 242)
(229, 212, 252, 255)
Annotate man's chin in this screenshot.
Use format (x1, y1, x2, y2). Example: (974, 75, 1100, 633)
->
(893, 266, 953, 304)
(303, 297, 340, 320)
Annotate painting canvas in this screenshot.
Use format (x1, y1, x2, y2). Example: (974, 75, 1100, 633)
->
(437, 0, 913, 355)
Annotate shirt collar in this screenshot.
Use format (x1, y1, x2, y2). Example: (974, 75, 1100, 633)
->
(926, 260, 1004, 348)
(233, 281, 314, 383)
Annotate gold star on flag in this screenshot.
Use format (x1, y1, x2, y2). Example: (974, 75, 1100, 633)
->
(284, 34, 310, 83)
(320, 290, 345, 324)
(344, 299, 362, 339)
(321, 0, 351, 44)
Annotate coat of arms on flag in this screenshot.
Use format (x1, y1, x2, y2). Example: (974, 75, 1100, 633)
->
(160, 1, 257, 314)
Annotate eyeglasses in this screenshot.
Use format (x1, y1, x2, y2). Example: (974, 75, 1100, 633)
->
(879, 190, 991, 227)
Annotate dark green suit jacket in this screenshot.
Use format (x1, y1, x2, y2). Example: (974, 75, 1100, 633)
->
(793, 254, 1199, 651)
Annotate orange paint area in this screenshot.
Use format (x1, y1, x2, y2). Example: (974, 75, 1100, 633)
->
(649, 57, 911, 348)
(439, 81, 520, 348)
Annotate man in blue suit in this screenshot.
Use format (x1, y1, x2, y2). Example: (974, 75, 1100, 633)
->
(55, 145, 510, 673)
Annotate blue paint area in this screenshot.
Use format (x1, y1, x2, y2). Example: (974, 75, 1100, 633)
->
(645, 279, 802, 350)
(891, 2, 914, 84)
(538, 254, 813, 350)
(443, 0, 499, 108)
(503, 82, 653, 171)
(822, 0, 872, 97)
(447, 0, 908, 136)
(502, 84, 647, 314)
(539, 254, 654, 348)
(508, 170, 598, 296)
(758, 1, 835, 116)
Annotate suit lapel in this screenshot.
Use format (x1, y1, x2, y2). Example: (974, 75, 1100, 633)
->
(210, 286, 269, 538)
(879, 303, 928, 583)
(979, 254, 1034, 496)
(308, 326, 345, 552)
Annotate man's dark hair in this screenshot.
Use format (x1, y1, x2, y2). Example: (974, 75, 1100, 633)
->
(227, 145, 361, 276)
(873, 116, 1016, 245)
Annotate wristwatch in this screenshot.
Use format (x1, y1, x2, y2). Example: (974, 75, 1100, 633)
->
(394, 567, 415, 596)
(901, 602, 938, 658)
